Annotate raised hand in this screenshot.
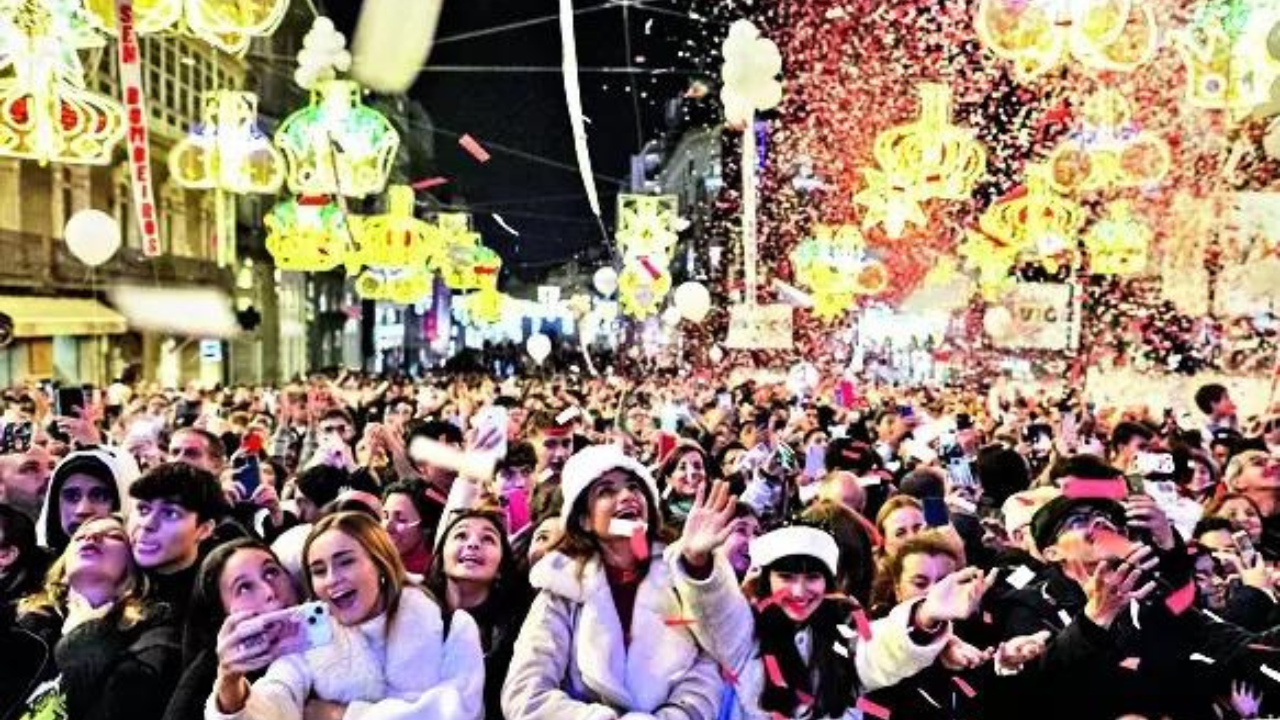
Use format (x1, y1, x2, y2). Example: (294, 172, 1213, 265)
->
(939, 636, 993, 671)
(1080, 545, 1158, 629)
(995, 630, 1051, 673)
(918, 567, 993, 628)
(1230, 680, 1262, 719)
(680, 480, 738, 569)
(1124, 494, 1175, 551)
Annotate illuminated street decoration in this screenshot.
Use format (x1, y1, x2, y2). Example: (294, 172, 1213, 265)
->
(1084, 201, 1152, 275)
(85, 0, 289, 55)
(615, 194, 680, 319)
(169, 91, 284, 194)
(1174, 9, 1280, 111)
(274, 80, 400, 198)
(0, 0, 125, 165)
(354, 268, 432, 304)
(1046, 89, 1171, 194)
(428, 214, 490, 291)
(974, 0, 1159, 81)
(790, 224, 889, 322)
(264, 197, 353, 272)
(348, 185, 436, 272)
(854, 84, 986, 238)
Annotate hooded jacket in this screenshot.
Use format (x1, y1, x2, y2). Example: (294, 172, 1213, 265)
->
(37, 447, 140, 552)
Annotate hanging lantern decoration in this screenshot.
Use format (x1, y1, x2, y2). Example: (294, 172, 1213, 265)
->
(169, 91, 285, 193)
(974, 0, 1159, 81)
(354, 268, 433, 304)
(1046, 89, 1171, 194)
(1084, 201, 1152, 276)
(0, 0, 125, 166)
(274, 80, 400, 198)
(960, 164, 1085, 298)
(85, 0, 289, 55)
(347, 185, 436, 273)
(1174, 2, 1280, 111)
(854, 84, 986, 239)
(427, 214, 486, 290)
(790, 224, 889, 322)
(264, 197, 353, 272)
(615, 194, 680, 319)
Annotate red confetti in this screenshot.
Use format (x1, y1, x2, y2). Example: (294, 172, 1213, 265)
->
(458, 134, 491, 163)
(763, 655, 788, 688)
(1062, 479, 1127, 501)
(663, 616, 697, 627)
(630, 526, 650, 562)
(411, 177, 449, 191)
(856, 696, 892, 720)
(720, 665, 740, 686)
(952, 676, 977, 699)
(639, 256, 662, 279)
(1248, 644, 1280, 653)
(852, 608, 873, 641)
(1165, 581, 1196, 616)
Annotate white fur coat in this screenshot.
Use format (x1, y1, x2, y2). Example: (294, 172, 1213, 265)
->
(206, 586, 485, 720)
(501, 547, 722, 720)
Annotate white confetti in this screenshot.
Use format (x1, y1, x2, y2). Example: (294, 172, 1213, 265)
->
(1005, 565, 1036, 590)
(492, 213, 520, 237)
(1189, 653, 1215, 665)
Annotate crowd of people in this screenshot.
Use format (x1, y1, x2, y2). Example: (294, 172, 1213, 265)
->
(2, 366, 1280, 719)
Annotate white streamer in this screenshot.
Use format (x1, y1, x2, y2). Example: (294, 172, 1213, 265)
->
(559, 0, 602, 217)
(492, 213, 521, 237)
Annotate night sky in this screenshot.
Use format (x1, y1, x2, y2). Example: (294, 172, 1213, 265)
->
(326, 0, 716, 277)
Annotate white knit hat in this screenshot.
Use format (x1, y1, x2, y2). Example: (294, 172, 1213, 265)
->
(558, 443, 661, 525)
(750, 525, 840, 577)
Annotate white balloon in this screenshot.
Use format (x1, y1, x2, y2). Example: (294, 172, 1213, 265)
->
(294, 65, 318, 90)
(984, 306, 1014, 340)
(334, 50, 353, 73)
(708, 345, 724, 363)
(526, 333, 552, 364)
(312, 16, 335, 33)
(323, 31, 348, 53)
(673, 281, 712, 322)
(65, 209, 121, 267)
(593, 267, 619, 297)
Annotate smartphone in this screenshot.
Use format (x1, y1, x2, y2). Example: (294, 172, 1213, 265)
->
(947, 458, 976, 488)
(1234, 530, 1259, 567)
(55, 387, 86, 417)
(923, 496, 951, 527)
(897, 405, 915, 419)
(475, 405, 509, 458)
(803, 444, 826, 479)
(239, 601, 334, 657)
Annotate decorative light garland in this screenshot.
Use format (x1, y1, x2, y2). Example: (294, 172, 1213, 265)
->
(1046, 89, 1171, 194)
(347, 185, 436, 273)
(1084, 200, 1152, 275)
(614, 194, 680, 319)
(0, 0, 125, 165)
(274, 80, 400, 198)
(263, 196, 352, 272)
(168, 90, 284, 194)
(85, 0, 289, 55)
(790, 224, 889, 322)
(974, 0, 1158, 81)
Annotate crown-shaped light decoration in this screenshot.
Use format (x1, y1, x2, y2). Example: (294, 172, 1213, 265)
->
(854, 84, 986, 239)
(790, 224, 889, 322)
(85, 0, 288, 55)
(615, 194, 680, 319)
(264, 197, 353, 272)
(1084, 201, 1152, 275)
(354, 267, 433, 304)
(0, 0, 125, 165)
(426, 214, 491, 291)
(1046, 89, 1171, 194)
(975, 0, 1158, 80)
(274, 80, 399, 198)
(346, 185, 437, 274)
(169, 91, 284, 194)
(960, 164, 1086, 297)
(1174, 16, 1276, 111)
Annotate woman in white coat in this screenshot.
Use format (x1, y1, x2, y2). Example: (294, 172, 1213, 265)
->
(671, 482, 991, 720)
(502, 444, 722, 720)
(207, 511, 485, 720)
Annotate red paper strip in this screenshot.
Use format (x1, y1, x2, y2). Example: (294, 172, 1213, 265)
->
(1249, 644, 1280, 653)
(459, 134, 492, 163)
(1119, 656, 1141, 671)
(663, 616, 697, 627)
(639, 256, 661, 279)
(1062, 478, 1127, 501)
(796, 690, 814, 706)
(412, 176, 449, 191)
(630, 526, 650, 561)
(852, 608, 873, 641)
(982, 611, 994, 625)
(116, 0, 161, 256)
(720, 665, 739, 685)
(952, 676, 977, 699)
(1165, 581, 1196, 616)
(762, 655, 787, 688)
(856, 696, 892, 720)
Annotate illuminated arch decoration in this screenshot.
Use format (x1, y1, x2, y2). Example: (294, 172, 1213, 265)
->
(84, 0, 288, 55)
(790, 224, 889, 322)
(0, 0, 125, 166)
(1046, 89, 1171, 194)
(854, 84, 986, 239)
(347, 185, 437, 273)
(960, 164, 1086, 297)
(1084, 201, 1152, 275)
(274, 80, 400, 198)
(169, 91, 284, 194)
(615, 194, 680, 319)
(263, 197, 353, 272)
(974, 0, 1158, 81)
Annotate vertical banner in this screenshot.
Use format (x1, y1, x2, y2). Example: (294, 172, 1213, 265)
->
(115, 0, 162, 256)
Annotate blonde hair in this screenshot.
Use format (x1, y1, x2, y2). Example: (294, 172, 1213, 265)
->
(1225, 450, 1270, 491)
(870, 529, 965, 614)
(303, 511, 411, 622)
(874, 495, 923, 538)
(18, 515, 154, 629)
